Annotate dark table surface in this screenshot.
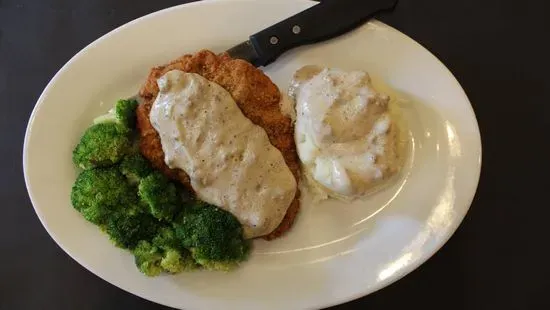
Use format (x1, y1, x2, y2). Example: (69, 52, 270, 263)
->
(2, 0, 549, 309)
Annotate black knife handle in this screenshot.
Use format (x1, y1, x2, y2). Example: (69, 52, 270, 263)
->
(249, 0, 398, 67)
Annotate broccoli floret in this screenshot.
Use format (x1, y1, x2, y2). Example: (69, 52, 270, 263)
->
(174, 204, 250, 271)
(115, 99, 139, 129)
(160, 249, 196, 273)
(138, 172, 181, 221)
(105, 212, 159, 249)
(93, 99, 139, 130)
(152, 226, 180, 250)
(153, 227, 197, 273)
(70, 167, 137, 225)
(133, 228, 196, 276)
(72, 123, 131, 170)
(133, 240, 163, 277)
(120, 154, 153, 184)
(79, 204, 111, 227)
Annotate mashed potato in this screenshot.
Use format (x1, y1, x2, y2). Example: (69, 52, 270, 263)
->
(290, 65, 407, 201)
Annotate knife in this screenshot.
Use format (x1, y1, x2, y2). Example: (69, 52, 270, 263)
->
(226, 0, 399, 67)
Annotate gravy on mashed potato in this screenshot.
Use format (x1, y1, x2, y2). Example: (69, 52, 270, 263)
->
(290, 65, 407, 200)
(149, 70, 297, 239)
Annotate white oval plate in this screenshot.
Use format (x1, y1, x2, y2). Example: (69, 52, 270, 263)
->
(23, 0, 482, 309)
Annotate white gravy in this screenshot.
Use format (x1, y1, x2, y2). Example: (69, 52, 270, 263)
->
(149, 70, 297, 238)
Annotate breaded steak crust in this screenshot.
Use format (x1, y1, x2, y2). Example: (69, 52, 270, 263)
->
(137, 50, 300, 240)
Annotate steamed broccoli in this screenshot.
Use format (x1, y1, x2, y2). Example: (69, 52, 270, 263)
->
(133, 240, 163, 277)
(72, 122, 131, 170)
(160, 249, 196, 273)
(152, 227, 197, 273)
(93, 99, 139, 130)
(72, 98, 139, 170)
(132, 229, 197, 276)
(138, 172, 181, 221)
(70, 167, 137, 225)
(120, 154, 153, 184)
(71, 95, 252, 276)
(115, 99, 139, 128)
(105, 212, 159, 249)
(174, 204, 250, 271)
(152, 226, 181, 250)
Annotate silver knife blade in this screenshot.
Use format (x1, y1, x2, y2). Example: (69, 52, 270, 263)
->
(226, 41, 261, 67)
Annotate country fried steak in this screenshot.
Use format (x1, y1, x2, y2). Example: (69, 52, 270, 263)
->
(136, 49, 300, 240)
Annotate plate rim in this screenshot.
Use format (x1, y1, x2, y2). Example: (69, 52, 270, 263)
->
(22, 0, 482, 308)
